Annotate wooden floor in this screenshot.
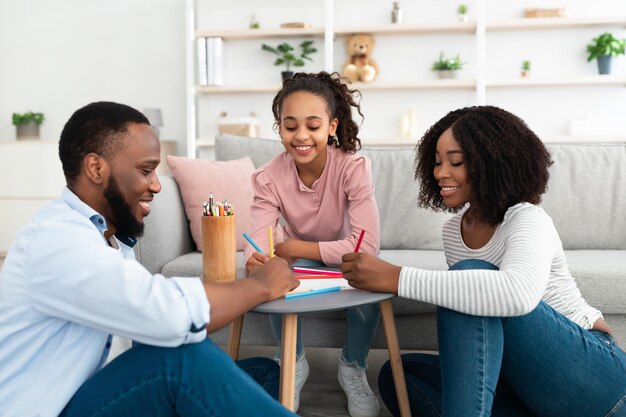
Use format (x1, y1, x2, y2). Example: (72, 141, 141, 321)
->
(240, 345, 395, 417)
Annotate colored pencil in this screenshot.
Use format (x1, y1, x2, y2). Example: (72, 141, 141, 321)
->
(243, 232, 265, 256)
(285, 286, 342, 299)
(268, 226, 274, 258)
(285, 288, 313, 296)
(296, 274, 344, 279)
(293, 267, 343, 276)
(354, 229, 366, 253)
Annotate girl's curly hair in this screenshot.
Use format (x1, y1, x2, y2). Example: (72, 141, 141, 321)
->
(271, 71, 363, 153)
(415, 105, 553, 225)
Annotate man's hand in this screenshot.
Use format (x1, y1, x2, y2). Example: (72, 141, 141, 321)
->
(340, 252, 402, 294)
(205, 257, 298, 333)
(248, 256, 300, 301)
(246, 251, 269, 274)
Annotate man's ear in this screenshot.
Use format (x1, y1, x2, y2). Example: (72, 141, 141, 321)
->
(83, 153, 110, 185)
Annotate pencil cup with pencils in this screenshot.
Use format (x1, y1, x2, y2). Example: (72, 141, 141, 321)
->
(201, 214, 237, 283)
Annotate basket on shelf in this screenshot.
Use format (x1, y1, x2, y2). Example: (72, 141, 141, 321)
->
(524, 8, 566, 18)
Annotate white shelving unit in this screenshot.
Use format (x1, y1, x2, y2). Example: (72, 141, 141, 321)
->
(186, 0, 626, 157)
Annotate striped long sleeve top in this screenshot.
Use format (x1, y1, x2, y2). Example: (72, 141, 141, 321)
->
(398, 203, 603, 329)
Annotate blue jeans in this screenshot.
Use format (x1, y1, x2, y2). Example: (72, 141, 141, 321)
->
(270, 259, 381, 368)
(378, 259, 626, 417)
(61, 338, 297, 417)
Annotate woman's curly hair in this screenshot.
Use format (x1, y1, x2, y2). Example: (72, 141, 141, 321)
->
(415, 105, 553, 225)
(271, 71, 363, 153)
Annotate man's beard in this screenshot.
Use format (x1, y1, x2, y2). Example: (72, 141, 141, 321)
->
(103, 175, 144, 238)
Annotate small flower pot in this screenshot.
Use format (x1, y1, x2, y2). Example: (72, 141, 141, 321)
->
(521, 70, 530, 78)
(281, 71, 294, 81)
(16, 122, 40, 140)
(597, 55, 612, 75)
(436, 70, 458, 79)
(458, 14, 468, 22)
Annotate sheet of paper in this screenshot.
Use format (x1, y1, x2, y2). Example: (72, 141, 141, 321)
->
(296, 277, 353, 291)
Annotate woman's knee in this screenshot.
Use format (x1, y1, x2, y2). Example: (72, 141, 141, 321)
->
(449, 259, 498, 271)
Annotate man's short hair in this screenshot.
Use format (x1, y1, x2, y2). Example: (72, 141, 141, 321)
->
(59, 101, 150, 186)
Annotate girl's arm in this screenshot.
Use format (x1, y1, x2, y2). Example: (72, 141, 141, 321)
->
(318, 156, 381, 265)
(245, 170, 281, 272)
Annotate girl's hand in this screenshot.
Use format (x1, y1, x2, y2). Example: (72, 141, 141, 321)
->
(246, 251, 270, 275)
(340, 252, 402, 294)
(274, 240, 298, 264)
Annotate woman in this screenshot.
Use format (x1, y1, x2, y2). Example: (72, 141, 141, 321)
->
(341, 105, 626, 417)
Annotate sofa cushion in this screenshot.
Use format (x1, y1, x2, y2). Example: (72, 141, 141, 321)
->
(564, 250, 626, 314)
(167, 155, 255, 251)
(542, 144, 626, 250)
(136, 176, 194, 274)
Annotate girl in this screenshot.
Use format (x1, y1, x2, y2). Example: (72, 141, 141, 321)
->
(245, 72, 381, 417)
(341, 106, 626, 417)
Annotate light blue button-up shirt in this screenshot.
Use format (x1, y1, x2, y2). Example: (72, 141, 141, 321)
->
(0, 187, 210, 417)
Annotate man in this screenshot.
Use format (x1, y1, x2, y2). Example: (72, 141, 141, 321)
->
(0, 101, 300, 417)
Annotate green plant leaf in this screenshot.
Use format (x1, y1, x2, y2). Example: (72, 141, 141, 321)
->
(586, 32, 626, 61)
(261, 40, 318, 70)
(12, 111, 45, 126)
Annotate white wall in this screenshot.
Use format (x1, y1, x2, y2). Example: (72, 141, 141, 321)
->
(1, 0, 625, 153)
(0, 0, 186, 146)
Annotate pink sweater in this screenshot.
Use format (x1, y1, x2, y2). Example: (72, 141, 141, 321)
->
(245, 145, 380, 266)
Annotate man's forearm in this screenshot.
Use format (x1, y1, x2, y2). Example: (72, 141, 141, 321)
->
(203, 279, 269, 333)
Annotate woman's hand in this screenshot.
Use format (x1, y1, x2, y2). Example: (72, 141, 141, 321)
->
(340, 252, 402, 294)
(246, 251, 269, 275)
(592, 318, 614, 335)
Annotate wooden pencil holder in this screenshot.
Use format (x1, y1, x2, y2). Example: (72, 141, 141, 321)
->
(201, 215, 237, 283)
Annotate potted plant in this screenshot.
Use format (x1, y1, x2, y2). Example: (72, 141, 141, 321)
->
(432, 51, 465, 79)
(12, 111, 45, 140)
(261, 40, 317, 80)
(586, 32, 626, 75)
(521, 60, 531, 77)
(457, 4, 469, 22)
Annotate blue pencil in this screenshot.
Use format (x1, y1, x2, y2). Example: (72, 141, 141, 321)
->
(243, 232, 266, 256)
(285, 286, 342, 299)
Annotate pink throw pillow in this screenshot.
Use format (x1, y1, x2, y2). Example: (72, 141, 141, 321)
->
(167, 155, 254, 252)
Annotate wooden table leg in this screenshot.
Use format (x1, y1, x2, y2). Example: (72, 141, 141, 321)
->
(226, 315, 244, 360)
(279, 313, 298, 411)
(380, 300, 412, 417)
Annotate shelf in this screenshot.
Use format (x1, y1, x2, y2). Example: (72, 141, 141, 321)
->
(487, 16, 626, 31)
(543, 135, 626, 143)
(195, 27, 324, 40)
(487, 75, 626, 88)
(196, 138, 216, 147)
(196, 80, 476, 94)
(352, 80, 476, 90)
(196, 85, 282, 94)
(193, 16, 626, 40)
(334, 22, 477, 36)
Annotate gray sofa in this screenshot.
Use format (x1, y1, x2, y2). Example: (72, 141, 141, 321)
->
(135, 134, 626, 349)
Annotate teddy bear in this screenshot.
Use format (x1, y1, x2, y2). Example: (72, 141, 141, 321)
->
(342, 33, 379, 83)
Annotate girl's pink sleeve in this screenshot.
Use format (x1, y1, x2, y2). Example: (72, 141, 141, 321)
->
(244, 169, 281, 263)
(319, 156, 380, 265)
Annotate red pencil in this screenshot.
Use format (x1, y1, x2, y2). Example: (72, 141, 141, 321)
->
(296, 274, 344, 279)
(354, 229, 366, 253)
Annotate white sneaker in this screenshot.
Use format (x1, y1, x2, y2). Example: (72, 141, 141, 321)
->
(338, 360, 380, 417)
(293, 355, 310, 412)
